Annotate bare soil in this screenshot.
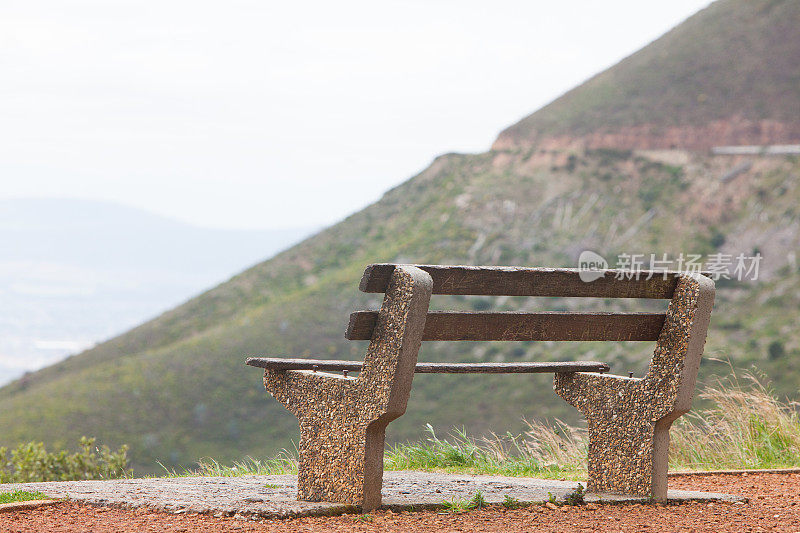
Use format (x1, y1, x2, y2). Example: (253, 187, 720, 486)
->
(2, 472, 799, 532)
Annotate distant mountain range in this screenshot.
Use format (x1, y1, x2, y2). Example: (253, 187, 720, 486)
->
(0, 198, 313, 384)
(0, 0, 798, 474)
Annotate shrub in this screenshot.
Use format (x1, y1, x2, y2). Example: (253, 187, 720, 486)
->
(564, 483, 586, 505)
(565, 154, 578, 172)
(710, 229, 726, 248)
(768, 340, 786, 360)
(0, 437, 130, 483)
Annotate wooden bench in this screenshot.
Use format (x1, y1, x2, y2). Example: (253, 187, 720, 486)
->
(246, 263, 714, 509)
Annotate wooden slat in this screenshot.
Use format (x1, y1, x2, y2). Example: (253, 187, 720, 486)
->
(245, 357, 610, 374)
(360, 264, 687, 299)
(346, 311, 666, 341)
(247, 357, 364, 372)
(347, 311, 379, 340)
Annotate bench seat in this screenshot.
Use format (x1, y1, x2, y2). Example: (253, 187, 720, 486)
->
(246, 357, 610, 374)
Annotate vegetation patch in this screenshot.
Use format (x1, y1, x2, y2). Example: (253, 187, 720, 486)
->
(0, 437, 130, 483)
(384, 422, 585, 479)
(0, 490, 50, 504)
(501, 495, 528, 509)
(166, 452, 297, 477)
(670, 373, 800, 470)
(441, 491, 486, 513)
(564, 483, 586, 506)
(183, 372, 800, 480)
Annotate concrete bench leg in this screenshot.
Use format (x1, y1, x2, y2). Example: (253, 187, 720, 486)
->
(261, 265, 433, 511)
(585, 414, 671, 498)
(296, 419, 387, 510)
(554, 373, 667, 499)
(554, 273, 715, 501)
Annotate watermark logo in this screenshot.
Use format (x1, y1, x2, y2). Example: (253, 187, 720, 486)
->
(576, 252, 762, 282)
(578, 250, 609, 282)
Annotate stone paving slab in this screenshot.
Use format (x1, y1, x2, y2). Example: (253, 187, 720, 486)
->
(0, 472, 744, 519)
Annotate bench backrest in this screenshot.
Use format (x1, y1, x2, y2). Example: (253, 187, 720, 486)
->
(347, 264, 689, 343)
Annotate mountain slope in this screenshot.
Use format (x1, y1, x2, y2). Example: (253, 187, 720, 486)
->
(1, 0, 799, 472)
(495, 0, 800, 151)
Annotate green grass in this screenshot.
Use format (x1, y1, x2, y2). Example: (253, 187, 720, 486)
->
(670, 372, 800, 470)
(160, 452, 297, 478)
(0, 491, 50, 504)
(441, 491, 486, 513)
(563, 484, 586, 505)
(501, 495, 528, 509)
(384, 422, 585, 479)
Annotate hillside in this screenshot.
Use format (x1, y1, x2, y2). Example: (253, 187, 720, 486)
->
(0, 0, 799, 473)
(495, 0, 800, 151)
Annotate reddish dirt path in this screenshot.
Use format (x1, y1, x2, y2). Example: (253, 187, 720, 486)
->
(2, 472, 800, 532)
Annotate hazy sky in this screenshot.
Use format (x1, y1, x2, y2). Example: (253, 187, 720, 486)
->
(1, 1, 714, 230)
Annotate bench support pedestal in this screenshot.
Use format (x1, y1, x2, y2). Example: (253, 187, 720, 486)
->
(586, 414, 668, 497)
(293, 419, 387, 509)
(262, 266, 433, 510)
(555, 274, 714, 500)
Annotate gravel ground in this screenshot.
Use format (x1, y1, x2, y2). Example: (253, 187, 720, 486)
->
(1, 472, 798, 532)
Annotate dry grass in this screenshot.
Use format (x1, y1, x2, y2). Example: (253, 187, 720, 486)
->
(384, 422, 585, 479)
(185, 371, 800, 478)
(670, 373, 800, 470)
(387, 371, 800, 476)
